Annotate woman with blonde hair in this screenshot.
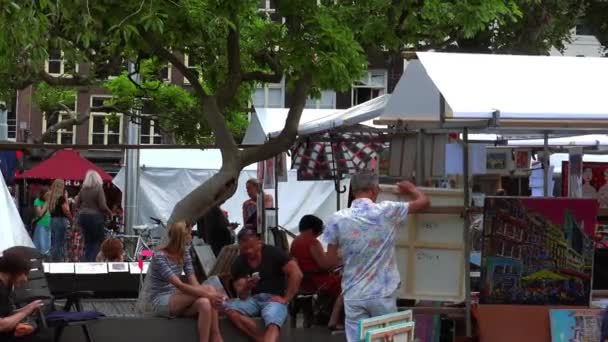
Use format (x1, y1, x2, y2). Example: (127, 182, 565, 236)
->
(75, 170, 112, 262)
(48, 179, 73, 261)
(148, 221, 224, 342)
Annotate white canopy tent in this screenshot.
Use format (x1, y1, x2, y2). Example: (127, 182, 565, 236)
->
(113, 149, 348, 233)
(244, 95, 391, 145)
(269, 94, 390, 137)
(0, 170, 33, 253)
(375, 52, 608, 337)
(379, 52, 608, 133)
(242, 108, 340, 145)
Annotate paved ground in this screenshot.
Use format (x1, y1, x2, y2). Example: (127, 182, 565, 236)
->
(59, 299, 346, 342)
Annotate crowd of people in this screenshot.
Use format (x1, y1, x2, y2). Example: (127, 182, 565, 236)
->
(145, 170, 430, 342)
(1, 170, 430, 342)
(29, 170, 122, 263)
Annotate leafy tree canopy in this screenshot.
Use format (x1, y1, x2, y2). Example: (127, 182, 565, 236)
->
(0, 0, 539, 222)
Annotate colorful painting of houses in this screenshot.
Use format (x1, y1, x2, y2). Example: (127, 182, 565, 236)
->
(550, 309, 602, 342)
(481, 197, 598, 305)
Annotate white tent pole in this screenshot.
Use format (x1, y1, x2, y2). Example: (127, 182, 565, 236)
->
(124, 62, 141, 235)
(543, 133, 549, 197)
(462, 127, 472, 337)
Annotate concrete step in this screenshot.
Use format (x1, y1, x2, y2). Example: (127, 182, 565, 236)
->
(59, 317, 345, 342)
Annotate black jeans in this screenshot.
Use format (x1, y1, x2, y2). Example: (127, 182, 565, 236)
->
(78, 212, 105, 262)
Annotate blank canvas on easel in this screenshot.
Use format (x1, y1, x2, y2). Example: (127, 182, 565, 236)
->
(378, 185, 465, 302)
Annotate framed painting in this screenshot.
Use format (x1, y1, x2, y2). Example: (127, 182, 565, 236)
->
(563, 161, 608, 207)
(550, 309, 602, 342)
(480, 197, 598, 306)
(358, 310, 413, 341)
(365, 322, 415, 342)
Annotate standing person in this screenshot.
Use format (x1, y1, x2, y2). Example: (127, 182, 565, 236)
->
(0, 248, 45, 342)
(48, 179, 73, 262)
(148, 221, 224, 342)
(242, 179, 274, 230)
(225, 229, 303, 342)
(197, 204, 237, 256)
(31, 187, 51, 256)
(75, 170, 112, 262)
(323, 170, 430, 342)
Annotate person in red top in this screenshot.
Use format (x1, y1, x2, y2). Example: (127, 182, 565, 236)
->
(290, 215, 343, 330)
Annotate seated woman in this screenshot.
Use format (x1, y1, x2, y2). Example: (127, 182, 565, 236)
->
(0, 248, 45, 342)
(290, 215, 343, 330)
(148, 221, 225, 342)
(96, 238, 125, 262)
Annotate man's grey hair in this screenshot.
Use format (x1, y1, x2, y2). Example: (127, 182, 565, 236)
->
(350, 170, 379, 193)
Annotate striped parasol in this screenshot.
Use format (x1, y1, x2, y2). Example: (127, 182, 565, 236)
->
(291, 125, 388, 181)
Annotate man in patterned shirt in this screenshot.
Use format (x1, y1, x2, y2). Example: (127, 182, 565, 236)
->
(323, 170, 430, 342)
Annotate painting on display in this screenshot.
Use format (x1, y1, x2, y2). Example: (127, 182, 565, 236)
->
(486, 151, 508, 171)
(563, 161, 608, 207)
(480, 197, 598, 306)
(550, 309, 603, 342)
(514, 149, 531, 170)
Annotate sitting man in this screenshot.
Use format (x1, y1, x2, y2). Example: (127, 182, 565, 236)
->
(226, 229, 303, 342)
(0, 248, 45, 342)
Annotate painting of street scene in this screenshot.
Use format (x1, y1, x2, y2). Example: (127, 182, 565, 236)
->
(550, 309, 603, 342)
(480, 197, 599, 305)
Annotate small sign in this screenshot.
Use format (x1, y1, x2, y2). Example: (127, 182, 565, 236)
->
(49, 263, 76, 274)
(75, 263, 108, 274)
(129, 262, 150, 274)
(108, 262, 130, 273)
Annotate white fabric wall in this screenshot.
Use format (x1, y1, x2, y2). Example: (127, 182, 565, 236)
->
(114, 167, 348, 233)
(0, 170, 34, 253)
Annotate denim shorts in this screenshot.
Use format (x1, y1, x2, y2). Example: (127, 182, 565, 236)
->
(225, 293, 288, 328)
(152, 293, 173, 318)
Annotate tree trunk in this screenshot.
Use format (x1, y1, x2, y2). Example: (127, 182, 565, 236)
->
(167, 162, 241, 225)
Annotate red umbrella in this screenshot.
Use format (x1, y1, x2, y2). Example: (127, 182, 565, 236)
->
(15, 149, 112, 182)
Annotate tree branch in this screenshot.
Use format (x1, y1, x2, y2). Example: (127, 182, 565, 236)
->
(39, 106, 90, 143)
(140, 29, 238, 155)
(242, 54, 283, 83)
(240, 72, 313, 167)
(217, 26, 243, 108)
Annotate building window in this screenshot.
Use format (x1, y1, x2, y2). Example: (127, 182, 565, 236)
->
(42, 97, 77, 144)
(253, 79, 285, 108)
(182, 54, 201, 85)
(7, 109, 16, 141)
(140, 101, 163, 145)
(258, 0, 281, 21)
(45, 50, 76, 76)
(159, 64, 171, 82)
(305, 90, 336, 109)
(89, 96, 123, 145)
(352, 70, 387, 106)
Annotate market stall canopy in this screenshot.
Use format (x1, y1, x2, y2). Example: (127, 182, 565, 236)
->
(271, 94, 390, 137)
(114, 149, 342, 232)
(139, 149, 257, 170)
(242, 108, 340, 145)
(378, 52, 608, 130)
(15, 149, 112, 181)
